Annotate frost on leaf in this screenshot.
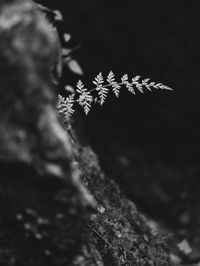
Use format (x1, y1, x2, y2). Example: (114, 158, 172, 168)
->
(57, 94, 75, 122)
(76, 80, 93, 114)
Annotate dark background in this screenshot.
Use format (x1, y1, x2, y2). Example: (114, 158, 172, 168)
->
(36, 3, 200, 257)
(40, 0, 200, 165)
(40, 0, 200, 218)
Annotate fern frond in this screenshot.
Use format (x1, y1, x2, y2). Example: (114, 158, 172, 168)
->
(93, 72, 108, 105)
(107, 71, 121, 97)
(131, 76, 141, 93)
(141, 78, 151, 91)
(126, 84, 135, 95)
(57, 94, 75, 122)
(93, 72, 104, 86)
(152, 83, 173, 90)
(121, 74, 137, 94)
(57, 72, 172, 120)
(98, 87, 109, 105)
(43, 4, 173, 122)
(130, 75, 172, 94)
(107, 71, 115, 83)
(76, 80, 93, 114)
(121, 74, 129, 83)
(112, 82, 121, 97)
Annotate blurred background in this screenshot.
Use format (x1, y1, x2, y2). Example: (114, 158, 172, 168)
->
(40, 0, 200, 164)
(38, 0, 200, 260)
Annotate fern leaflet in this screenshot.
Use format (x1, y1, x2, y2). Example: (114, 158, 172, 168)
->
(76, 80, 92, 114)
(57, 94, 75, 122)
(92, 73, 108, 105)
(107, 71, 121, 97)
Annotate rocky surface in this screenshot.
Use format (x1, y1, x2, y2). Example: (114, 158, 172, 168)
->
(0, 1, 173, 265)
(0, 1, 94, 265)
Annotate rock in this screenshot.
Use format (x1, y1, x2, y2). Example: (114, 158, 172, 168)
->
(0, 0, 171, 265)
(0, 1, 95, 265)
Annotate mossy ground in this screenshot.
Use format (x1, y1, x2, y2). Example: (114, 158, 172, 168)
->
(88, 139, 200, 265)
(72, 140, 171, 265)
